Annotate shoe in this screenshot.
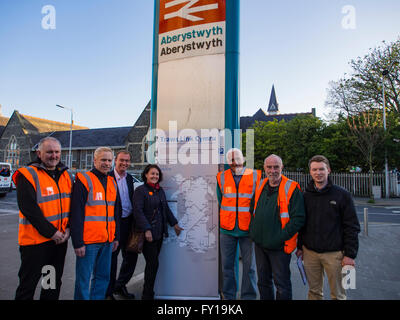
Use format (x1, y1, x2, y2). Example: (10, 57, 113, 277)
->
(114, 286, 135, 300)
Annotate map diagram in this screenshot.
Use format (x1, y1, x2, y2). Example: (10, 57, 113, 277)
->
(163, 173, 218, 253)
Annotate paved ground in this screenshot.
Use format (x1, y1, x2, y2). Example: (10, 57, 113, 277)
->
(1, 191, 399, 300)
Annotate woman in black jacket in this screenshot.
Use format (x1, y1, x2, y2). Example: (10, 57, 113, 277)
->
(133, 164, 183, 300)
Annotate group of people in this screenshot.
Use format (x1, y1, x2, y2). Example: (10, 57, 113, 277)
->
(13, 137, 181, 300)
(13, 136, 360, 300)
(218, 148, 360, 300)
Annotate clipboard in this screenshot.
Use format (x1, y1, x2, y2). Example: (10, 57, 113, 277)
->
(297, 256, 307, 285)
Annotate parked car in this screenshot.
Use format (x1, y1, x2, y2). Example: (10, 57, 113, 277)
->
(133, 175, 144, 190)
(0, 163, 12, 197)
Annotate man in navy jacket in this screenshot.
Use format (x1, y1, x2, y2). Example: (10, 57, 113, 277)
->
(296, 155, 360, 300)
(106, 151, 138, 300)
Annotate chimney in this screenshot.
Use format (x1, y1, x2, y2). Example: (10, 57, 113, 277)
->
(311, 107, 316, 117)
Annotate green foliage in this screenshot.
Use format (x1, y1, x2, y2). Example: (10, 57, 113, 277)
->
(251, 119, 286, 170)
(246, 115, 360, 172)
(281, 116, 325, 171)
(386, 113, 400, 169)
(326, 38, 400, 117)
(319, 119, 360, 171)
(244, 39, 400, 174)
(323, 38, 400, 173)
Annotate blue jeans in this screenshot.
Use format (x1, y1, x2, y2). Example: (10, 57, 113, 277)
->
(74, 242, 112, 300)
(220, 233, 258, 300)
(254, 243, 292, 300)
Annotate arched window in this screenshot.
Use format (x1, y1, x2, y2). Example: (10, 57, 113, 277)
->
(142, 134, 149, 164)
(6, 135, 20, 167)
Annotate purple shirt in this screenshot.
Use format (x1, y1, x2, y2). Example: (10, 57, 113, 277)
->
(114, 169, 133, 218)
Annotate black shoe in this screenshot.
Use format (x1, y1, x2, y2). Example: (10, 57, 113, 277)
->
(114, 286, 135, 300)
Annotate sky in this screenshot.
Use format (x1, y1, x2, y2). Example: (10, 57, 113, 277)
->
(0, 0, 399, 129)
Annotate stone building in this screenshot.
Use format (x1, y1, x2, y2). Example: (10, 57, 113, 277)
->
(240, 85, 316, 131)
(0, 102, 151, 173)
(0, 87, 314, 172)
(0, 107, 87, 169)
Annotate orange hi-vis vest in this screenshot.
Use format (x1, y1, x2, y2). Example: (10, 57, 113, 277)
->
(13, 166, 73, 246)
(76, 171, 117, 244)
(253, 175, 300, 254)
(217, 168, 261, 231)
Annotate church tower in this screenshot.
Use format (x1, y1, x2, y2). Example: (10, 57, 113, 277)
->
(267, 85, 279, 115)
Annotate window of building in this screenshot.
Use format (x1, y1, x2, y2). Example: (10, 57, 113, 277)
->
(61, 150, 77, 169)
(5, 135, 20, 167)
(86, 152, 93, 170)
(79, 150, 93, 170)
(142, 135, 149, 164)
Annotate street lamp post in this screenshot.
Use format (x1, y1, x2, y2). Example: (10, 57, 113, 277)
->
(382, 70, 389, 198)
(56, 104, 73, 169)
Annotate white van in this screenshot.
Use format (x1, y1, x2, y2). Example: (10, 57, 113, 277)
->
(0, 162, 12, 197)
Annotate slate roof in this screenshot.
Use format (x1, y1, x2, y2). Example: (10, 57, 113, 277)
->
(240, 108, 314, 131)
(31, 126, 132, 150)
(19, 113, 87, 133)
(0, 115, 9, 136)
(0, 111, 88, 137)
(0, 116, 8, 127)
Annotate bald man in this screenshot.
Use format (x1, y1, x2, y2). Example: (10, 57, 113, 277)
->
(217, 148, 261, 300)
(249, 154, 305, 300)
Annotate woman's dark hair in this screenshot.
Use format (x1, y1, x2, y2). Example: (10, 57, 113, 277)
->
(141, 164, 163, 183)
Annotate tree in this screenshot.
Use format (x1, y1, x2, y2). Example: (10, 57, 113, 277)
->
(385, 113, 400, 169)
(326, 38, 400, 177)
(320, 118, 361, 172)
(326, 38, 400, 116)
(246, 116, 328, 172)
(282, 115, 325, 171)
(347, 109, 385, 199)
(249, 120, 286, 170)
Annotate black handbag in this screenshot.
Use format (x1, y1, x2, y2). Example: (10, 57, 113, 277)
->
(126, 229, 144, 253)
(126, 209, 157, 253)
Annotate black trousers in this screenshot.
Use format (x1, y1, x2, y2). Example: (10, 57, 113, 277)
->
(107, 215, 138, 296)
(15, 240, 68, 300)
(142, 238, 163, 300)
(254, 244, 292, 300)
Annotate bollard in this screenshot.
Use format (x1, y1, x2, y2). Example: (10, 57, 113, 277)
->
(364, 208, 368, 236)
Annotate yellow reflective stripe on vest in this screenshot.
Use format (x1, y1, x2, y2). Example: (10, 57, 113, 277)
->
(251, 169, 257, 195)
(220, 169, 257, 195)
(84, 216, 115, 222)
(23, 167, 71, 224)
(81, 172, 116, 207)
(37, 192, 71, 204)
(19, 212, 70, 225)
(81, 172, 103, 206)
(25, 167, 71, 204)
(220, 171, 225, 195)
(280, 179, 295, 218)
(223, 193, 253, 199)
(221, 206, 251, 212)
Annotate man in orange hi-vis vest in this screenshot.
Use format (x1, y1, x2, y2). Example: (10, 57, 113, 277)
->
(13, 137, 73, 300)
(249, 154, 305, 300)
(70, 147, 121, 300)
(217, 148, 261, 300)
